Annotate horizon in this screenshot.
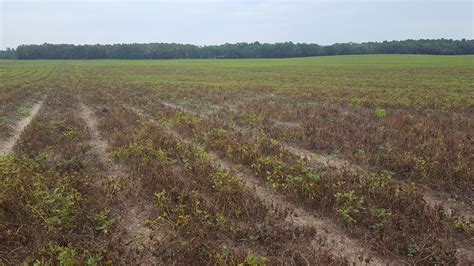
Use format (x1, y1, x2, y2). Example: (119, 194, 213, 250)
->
(1, 0, 473, 50)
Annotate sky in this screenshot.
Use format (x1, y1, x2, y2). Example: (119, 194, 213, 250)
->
(0, 0, 472, 49)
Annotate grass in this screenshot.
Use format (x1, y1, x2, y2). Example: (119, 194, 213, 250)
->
(17, 105, 30, 118)
(0, 55, 472, 264)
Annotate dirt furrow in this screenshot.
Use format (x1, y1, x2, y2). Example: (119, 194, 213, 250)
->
(174, 101, 474, 223)
(284, 143, 355, 170)
(286, 144, 473, 263)
(275, 126, 474, 264)
(281, 133, 474, 226)
(168, 101, 353, 170)
(79, 103, 124, 179)
(159, 100, 474, 263)
(130, 105, 388, 265)
(79, 103, 158, 265)
(160, 101, 199, 116)
(280, 136, 474, 223)
(0, 97, 46, 156)
(422, 189, 474, 221)
(214, 157, 388, 265)
(285, 142, 474, 223)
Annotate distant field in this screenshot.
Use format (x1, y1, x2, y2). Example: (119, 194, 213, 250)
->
(1, 55, 473, 264)
(3, 55, 472, 109)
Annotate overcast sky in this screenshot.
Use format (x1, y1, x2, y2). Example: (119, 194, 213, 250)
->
(0, 0, 472, 49)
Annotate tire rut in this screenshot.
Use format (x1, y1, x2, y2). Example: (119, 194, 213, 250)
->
(79, 102, 158, 265)
(0, 96, 46, 156)
(79, 103, 124, 179)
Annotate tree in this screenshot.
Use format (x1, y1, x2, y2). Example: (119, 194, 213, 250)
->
(5, 39, 473, 60)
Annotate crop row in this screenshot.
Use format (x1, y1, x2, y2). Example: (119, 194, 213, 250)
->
(121, 93, 467, 264)
(73, 83, 468, 263)
(1, 88, 110, 264)
(78, 86, 349, 264)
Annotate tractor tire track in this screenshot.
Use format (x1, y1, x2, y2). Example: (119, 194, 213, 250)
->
(79, 103, 158, 265)
(79, 103, 124, 180)
(0, 96, 46, 156)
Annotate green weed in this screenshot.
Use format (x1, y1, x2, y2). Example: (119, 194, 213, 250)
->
(369, 207, 391, 231)
(17, 105, 30, 117)
(335, 190, 365, 224)
(374, 107, 386, 118)
(366, 171, 393, 191)
(350, 97, 362, 106)
(92, 210, 115, 234)
(86, 254, 104, 266)
(453, 219, 472, 232)
(212, 168, 241, 194)
(244, 250, 268, 266)
(62, 127, 83, 138)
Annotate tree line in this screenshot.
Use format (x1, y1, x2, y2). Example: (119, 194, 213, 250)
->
(1, 39, 472, 60)
(0, 48, 17, 59)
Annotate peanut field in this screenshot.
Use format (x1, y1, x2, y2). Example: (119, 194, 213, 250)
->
(0, 55, 473, 264)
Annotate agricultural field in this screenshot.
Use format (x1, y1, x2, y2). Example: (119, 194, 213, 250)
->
(0, 55, 473, 265)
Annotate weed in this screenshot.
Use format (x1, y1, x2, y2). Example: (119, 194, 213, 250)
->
(379, 142, 394, 155)
(92, 210, 115, 234)
(302, 165, 322, 181)
(366, 171, 393, 191)
(17, 105, 30, 117)
(193, 144, 213, 163)
(334, 190, 365, 224)
(212, 168, 241, 194)
(86, 254, 104, 266)
(244, 250, 268, 266)
(369, 207, 391, 232)
(38, 244, 78, 265)
(453, 219, 472, 232)
(110, 140, 171, 170)
(374, 107, 386, 118)
(447, 196, 457, 204)
(406, 244, 419, 257)
(350, 97, 362, 106)
(31, 187, 81, 230)
(215, 246, 231, 264)
(62, 126, 82, 138)
(244, 113, 263, 126)
(57, 246, 78, 265)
